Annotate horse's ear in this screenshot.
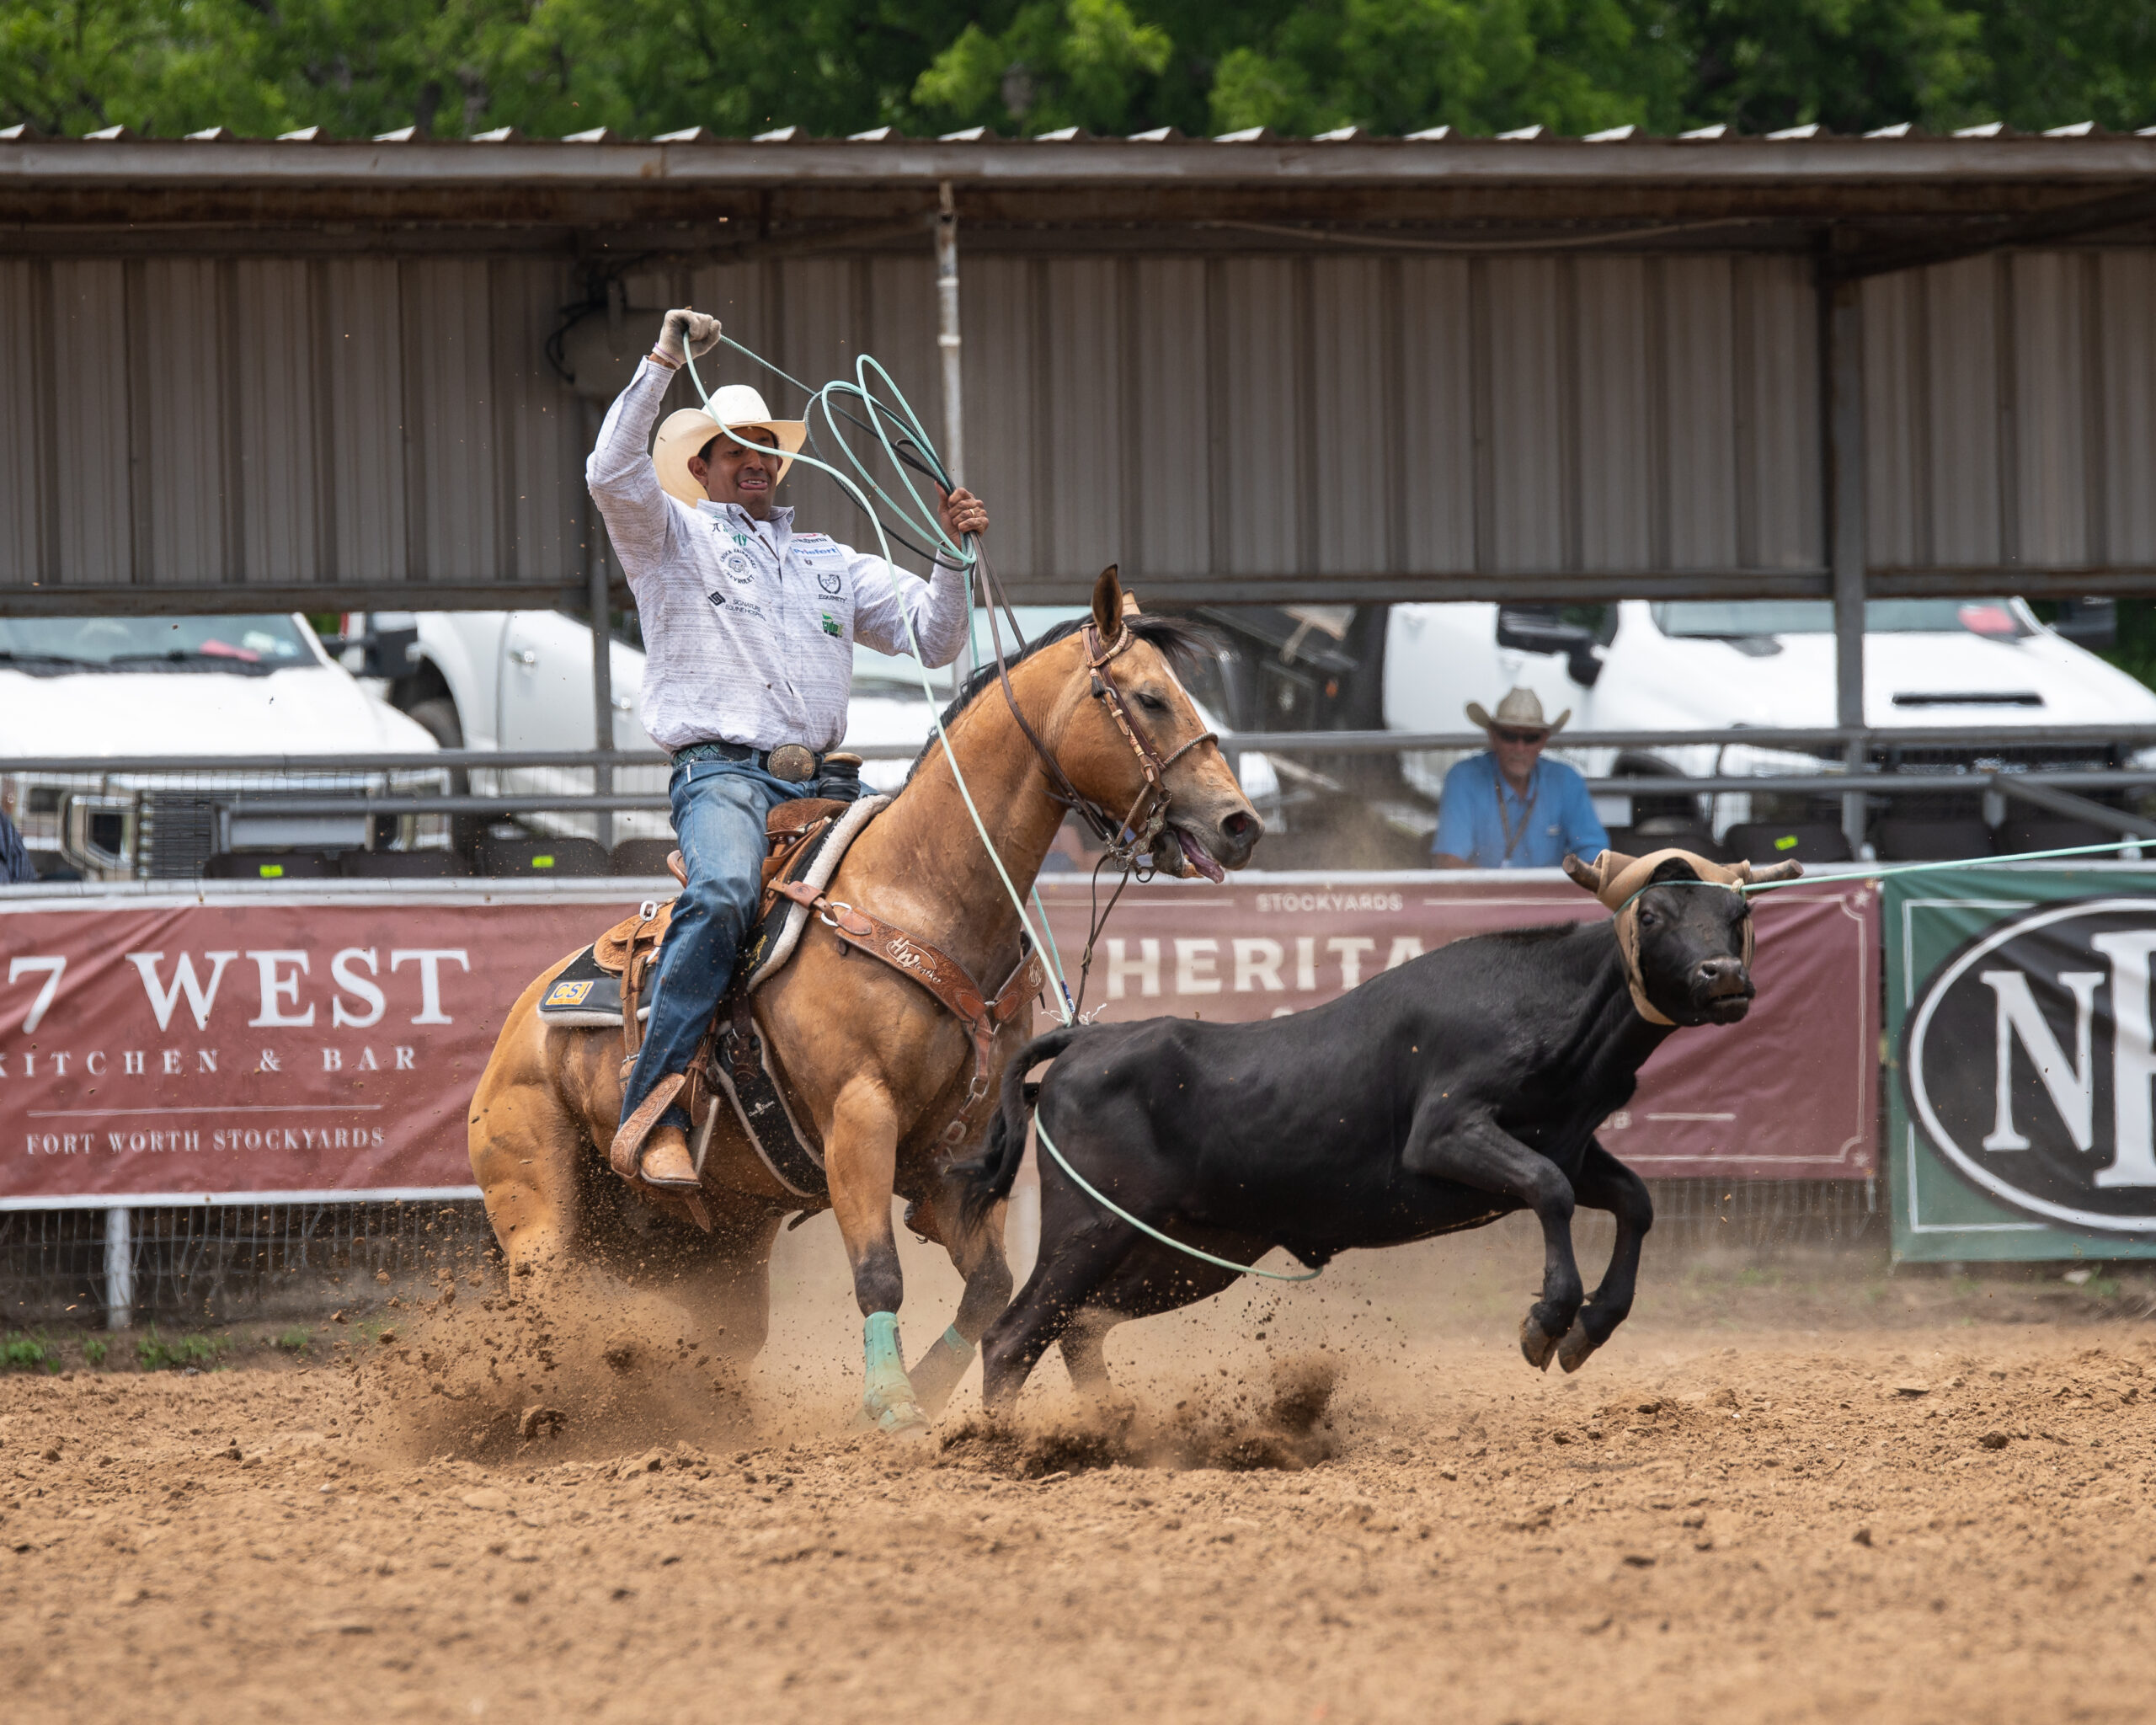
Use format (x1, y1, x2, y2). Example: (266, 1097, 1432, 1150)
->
(1091, 565, 1124, 644)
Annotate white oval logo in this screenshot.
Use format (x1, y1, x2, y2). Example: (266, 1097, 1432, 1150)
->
(1908, 896, 2156, 1232)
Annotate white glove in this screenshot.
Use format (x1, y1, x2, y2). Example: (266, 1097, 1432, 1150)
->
(655, 308, 722, 365)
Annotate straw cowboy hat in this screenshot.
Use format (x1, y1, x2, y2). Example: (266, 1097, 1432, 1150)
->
(653, 384, 808, 505)
(1465, 686, 1571, 736)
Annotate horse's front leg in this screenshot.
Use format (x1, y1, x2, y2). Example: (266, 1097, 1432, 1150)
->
(825, 1075, 926, 1435)
(904, 1166, 1015, 1420)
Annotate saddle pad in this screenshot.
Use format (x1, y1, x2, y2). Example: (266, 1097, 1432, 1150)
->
(537, 794, 891, 1032)
(536, 945, 650, 1028)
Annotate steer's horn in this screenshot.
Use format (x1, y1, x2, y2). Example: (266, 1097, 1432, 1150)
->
(1741, 858, 1805, 884)
(1563, 849, 1636, 897)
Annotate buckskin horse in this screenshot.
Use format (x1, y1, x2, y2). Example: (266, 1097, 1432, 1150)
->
(467, 569, 1259, 1434)
(957, 846, 1800, 1418)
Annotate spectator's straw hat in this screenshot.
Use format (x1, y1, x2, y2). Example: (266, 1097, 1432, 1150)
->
(1465, 686, 1570, 737)
(654, 384, 808, 504)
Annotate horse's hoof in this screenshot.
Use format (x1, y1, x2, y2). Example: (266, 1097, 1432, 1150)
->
(1556, 1322, 1602, 1374)
(1518, 1316, 1558, 1371)
(870, 1397, 931, 1439)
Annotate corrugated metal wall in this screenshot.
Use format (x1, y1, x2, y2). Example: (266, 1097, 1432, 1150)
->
(0, 255, 586, 599)
(0, 246, 2148, 606)
(1862, 250, 2156, 571)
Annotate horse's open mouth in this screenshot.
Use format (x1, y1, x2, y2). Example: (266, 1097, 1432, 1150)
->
(1151, 825, 1226, 882)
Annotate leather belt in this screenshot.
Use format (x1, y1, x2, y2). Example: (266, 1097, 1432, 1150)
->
(674, 740, 825, 782)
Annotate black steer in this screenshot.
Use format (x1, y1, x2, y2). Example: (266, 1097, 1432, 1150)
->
(961, 847, 1800, 1418)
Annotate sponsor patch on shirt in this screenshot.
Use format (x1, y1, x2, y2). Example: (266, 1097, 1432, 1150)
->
(815, 567, 842, 595)
(821, 611, 843, 637)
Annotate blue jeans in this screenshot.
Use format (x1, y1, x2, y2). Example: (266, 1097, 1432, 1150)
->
(619, 757, 857, 1135)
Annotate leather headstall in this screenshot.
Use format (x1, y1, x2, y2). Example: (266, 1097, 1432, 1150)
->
(771, 879, 1046, 1146)
(1079, 618, 1218, 865)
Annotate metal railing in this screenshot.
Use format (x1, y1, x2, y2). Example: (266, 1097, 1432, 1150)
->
(7, 722, 2153, 880)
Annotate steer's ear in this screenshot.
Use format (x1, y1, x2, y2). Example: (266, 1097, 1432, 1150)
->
(1562, 852, 1608, 895)
(1091, 565, 1125, 645)
(1743, 859, 1805, 884)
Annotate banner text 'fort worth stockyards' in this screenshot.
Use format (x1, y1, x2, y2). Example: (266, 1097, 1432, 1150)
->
(1, 874, 1876, 1204)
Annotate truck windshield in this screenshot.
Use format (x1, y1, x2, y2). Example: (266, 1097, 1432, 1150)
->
(0, 614, 318, 669)
(1650, 600, 2030, 640)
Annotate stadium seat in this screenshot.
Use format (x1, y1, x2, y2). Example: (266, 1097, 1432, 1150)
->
(1623, 819, 1729, 862)
(609, 838, 679, 877)
(202, 851, 339, 880)
(1721, 821, 1851, 865)
(1873, 819, 1993, 862)
(1998, 816, 2132, 860)
(340, 848, 472, 878)
(474, 835, 610, 878)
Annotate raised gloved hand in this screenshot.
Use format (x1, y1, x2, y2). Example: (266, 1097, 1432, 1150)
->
(654, 308, 723, 366)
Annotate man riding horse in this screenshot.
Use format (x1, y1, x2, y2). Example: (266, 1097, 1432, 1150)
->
(587, 308, 991, 1194)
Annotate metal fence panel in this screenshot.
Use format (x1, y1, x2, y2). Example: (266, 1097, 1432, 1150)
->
(1574, 256, 1654, 572)
(235, 259, 325, 587)
(51, 259, 132, 588)
(0, 259, 43, 583)
(1664, 256, 1741, 570)
(1044, 258, 1125, 580)
(1310, 257, 1393, 576)
(1743, 255, 1823, 571)
(2100, 250, 2156, 565)
(138, 258, 232, 588)
(1128, 258, 1214, 579)
(1216, 257, 1305, 578)
(324, 259, 409, 584)
(1396, 258, 1477, 573)
(1486, 257, 1568, 572)
(2011, 250, 2091, 569)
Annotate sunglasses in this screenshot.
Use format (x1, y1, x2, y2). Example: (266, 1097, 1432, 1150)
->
(1491, 726, 1550, 745)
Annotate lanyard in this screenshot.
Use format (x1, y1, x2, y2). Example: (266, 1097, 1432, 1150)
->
(1494, 763, 1539, 861)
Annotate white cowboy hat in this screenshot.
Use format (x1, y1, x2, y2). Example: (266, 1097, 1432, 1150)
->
(1465, 686, 1571, 736)
(652, 384, 808, 505)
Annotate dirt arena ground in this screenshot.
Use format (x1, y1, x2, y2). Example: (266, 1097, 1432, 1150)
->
(6, 1211, 2156, 1724)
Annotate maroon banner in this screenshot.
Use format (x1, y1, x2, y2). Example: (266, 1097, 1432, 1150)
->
(1027, 871, 1879, 1181)
(0, 871, 1876, 1206)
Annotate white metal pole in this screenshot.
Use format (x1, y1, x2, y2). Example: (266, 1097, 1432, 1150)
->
(585, 398, 616, 852)
(1827, 276, 1868, 857)
(104, 1205, 132, 1330)
(935, 180, 974, 685)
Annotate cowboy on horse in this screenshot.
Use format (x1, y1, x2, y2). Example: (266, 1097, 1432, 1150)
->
(586, 307, 992, 1194)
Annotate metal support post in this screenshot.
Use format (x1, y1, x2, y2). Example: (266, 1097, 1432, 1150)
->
(104, 1205, 133, 1330)
(935, 180, 973, 683)
(585, 398, 616, 852)
(1826, 277, 1869, 856)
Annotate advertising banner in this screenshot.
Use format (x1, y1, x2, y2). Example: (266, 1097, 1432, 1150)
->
(1886, 864, 2156, 1262)
(2, 868, 1877, 1208)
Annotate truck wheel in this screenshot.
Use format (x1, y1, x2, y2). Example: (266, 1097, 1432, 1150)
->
(405, 697, 483, 857)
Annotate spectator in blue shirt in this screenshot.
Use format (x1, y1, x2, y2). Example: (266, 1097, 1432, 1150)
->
(1432, 687, 1608, 870)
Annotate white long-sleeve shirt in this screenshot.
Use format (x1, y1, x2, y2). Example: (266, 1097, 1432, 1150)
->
(585, 357, 969, 755)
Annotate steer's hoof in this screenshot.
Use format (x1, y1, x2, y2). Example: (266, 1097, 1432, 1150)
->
(1518, 1316, 1559, 1371)
(1556, 1321, 1603, 1375)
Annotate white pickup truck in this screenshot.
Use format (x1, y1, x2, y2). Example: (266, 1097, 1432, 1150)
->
(0, 611, 441, 879)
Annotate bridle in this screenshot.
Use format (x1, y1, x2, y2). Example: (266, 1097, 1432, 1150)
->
(970, 559, 1217, 875)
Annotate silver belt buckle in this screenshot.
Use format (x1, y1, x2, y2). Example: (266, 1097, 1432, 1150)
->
(766, 743, 817, 782)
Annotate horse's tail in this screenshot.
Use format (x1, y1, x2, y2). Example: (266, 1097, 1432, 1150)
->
(955, 1026, 1082, 1232)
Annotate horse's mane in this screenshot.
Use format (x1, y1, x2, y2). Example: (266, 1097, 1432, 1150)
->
(904, 612, 1215, 783)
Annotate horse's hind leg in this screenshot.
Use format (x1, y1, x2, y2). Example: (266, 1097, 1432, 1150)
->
(1059, 1306, 1119, 1401)
(469, 1023, 591, 1288)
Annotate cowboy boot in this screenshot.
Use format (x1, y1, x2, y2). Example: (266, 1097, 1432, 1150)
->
(611, 1074, 701, 1191)
(639, 1125, 698, 1190)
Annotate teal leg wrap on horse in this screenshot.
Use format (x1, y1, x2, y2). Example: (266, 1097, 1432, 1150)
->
(862, 1312, 926, 1434)
(905, 1324, 976, 1420)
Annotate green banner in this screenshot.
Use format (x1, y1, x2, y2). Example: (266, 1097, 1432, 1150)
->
(1886, 863, 2156, 1262)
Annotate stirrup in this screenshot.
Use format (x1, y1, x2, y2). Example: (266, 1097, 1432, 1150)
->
(610, 1073, 687, 1182)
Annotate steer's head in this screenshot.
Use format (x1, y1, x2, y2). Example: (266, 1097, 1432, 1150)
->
(1563, 847, 1803, 1028)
